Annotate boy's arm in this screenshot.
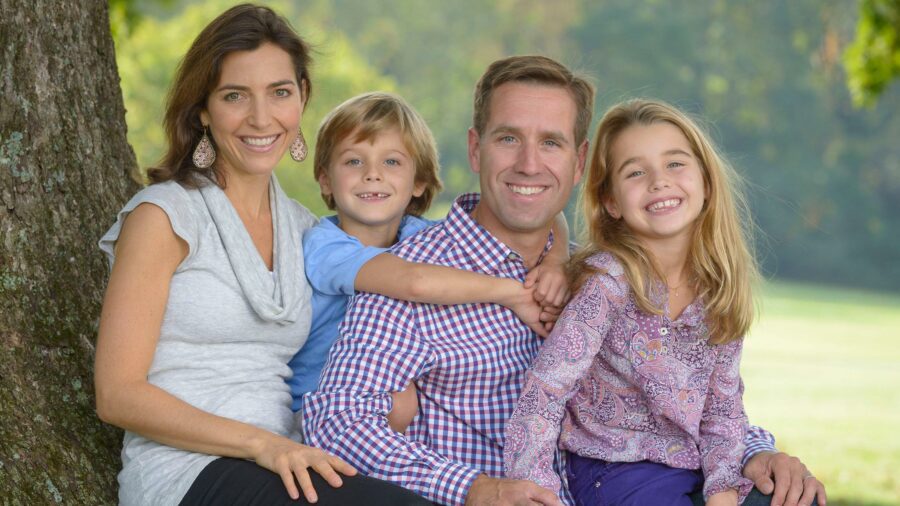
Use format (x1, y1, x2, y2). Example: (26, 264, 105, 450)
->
(356, 254, 550, 336)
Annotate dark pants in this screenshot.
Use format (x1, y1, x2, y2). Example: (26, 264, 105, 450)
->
(180, 457, 433, 506)
(566, 454, 773, 506)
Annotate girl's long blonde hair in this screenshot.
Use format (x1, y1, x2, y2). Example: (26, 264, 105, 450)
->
(571, 99, 759, 344)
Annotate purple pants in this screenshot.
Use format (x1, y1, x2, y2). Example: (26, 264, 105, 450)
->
(566, 454, 703, 506)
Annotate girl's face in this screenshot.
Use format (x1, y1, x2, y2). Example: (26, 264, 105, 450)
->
(200, 43, 303, 181)
(318, 127, 425, 240)
(604, 122, 707, 252)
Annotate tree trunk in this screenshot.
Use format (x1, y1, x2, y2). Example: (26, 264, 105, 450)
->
(0, 0, 139, 503)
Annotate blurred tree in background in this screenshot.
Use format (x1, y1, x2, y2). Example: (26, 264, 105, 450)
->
(114, 0, 900, 292)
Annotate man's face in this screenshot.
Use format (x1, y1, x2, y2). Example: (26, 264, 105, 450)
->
(468, 82, 586, 241)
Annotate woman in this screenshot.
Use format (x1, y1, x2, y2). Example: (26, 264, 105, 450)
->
(94, 5, 430, 505)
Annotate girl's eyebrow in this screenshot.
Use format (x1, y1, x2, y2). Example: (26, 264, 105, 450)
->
(616, 148, 693, 173)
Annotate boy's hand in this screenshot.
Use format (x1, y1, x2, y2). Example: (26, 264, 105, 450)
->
(525, 263, 570, 308)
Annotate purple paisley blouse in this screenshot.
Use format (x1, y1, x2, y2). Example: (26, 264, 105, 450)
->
(503, 252, 754, 502)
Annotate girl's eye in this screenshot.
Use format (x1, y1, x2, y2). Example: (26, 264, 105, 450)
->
(274, 88, 291, 98)
(667, 161, 685, 169)
(626, 169, 644, 178)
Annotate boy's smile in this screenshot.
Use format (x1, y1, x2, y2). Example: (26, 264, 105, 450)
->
(319, 127, 425, 247)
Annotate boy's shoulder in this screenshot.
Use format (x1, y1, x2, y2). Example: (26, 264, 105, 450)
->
(390, 217, 452, 263)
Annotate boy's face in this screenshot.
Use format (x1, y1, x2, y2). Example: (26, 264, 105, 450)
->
(319, 127, 425, 240)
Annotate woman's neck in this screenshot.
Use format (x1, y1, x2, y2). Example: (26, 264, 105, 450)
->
(221, 171, 271, 220)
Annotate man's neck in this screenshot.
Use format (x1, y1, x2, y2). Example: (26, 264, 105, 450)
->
(470, 202, 550, 269)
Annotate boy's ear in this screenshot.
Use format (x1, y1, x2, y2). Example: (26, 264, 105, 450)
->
(317, 173, 332, 196)
(412, 180, 426, 198)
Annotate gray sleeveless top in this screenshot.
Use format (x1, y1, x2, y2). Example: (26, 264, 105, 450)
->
(98, 177, 315, 505)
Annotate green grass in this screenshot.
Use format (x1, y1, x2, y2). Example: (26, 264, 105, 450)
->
(742, 281, 900, 506)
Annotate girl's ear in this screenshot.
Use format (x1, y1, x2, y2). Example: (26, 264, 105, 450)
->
(603, 197, 621, 219)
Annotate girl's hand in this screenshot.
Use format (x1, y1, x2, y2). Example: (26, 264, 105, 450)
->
(252, 434, 357, 502)
(705, 489, 739, 506)
(525, 263, 570, 309)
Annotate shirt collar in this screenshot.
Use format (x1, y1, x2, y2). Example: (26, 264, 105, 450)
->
(444, 193, 554, 274)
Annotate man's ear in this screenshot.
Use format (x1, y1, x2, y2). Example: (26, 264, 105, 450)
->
(467, 127, 481, 175)
(573, 139, 589, 184)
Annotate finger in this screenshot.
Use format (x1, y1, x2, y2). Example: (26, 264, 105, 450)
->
(770, 457, 793, 506)
(784, 469, 804, 506)
(528, 484, 564, 506)
(524, 269, 539, 288)
(311, 459, 344, 488)
(530, 320, 549, 338)
(328, 454, 358, 476)
(539, 311, 559, 324)
(294, 467, 319, 504)
(278, 467, 300, 500)
(814, 480, 827, 506)
(798, 477, 823, 506)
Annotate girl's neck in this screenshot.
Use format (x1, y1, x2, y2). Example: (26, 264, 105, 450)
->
(643, 236, 691, 289)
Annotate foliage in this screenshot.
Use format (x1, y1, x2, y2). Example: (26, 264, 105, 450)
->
(844, 0, 900, 106)
(115, 0, 900, 293)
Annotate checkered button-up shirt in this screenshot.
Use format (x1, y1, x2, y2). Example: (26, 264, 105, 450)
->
(302, 193, 777, 505)
(303, 193, 554, 504)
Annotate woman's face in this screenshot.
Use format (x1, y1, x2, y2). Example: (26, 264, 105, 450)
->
(200, 42, 303, 180)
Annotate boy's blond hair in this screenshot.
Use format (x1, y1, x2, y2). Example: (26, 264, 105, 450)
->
(572, 98, 759, 345)
(314, 92, 442, 216)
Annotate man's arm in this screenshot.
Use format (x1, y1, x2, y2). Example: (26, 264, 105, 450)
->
(302, 293, 480, 505)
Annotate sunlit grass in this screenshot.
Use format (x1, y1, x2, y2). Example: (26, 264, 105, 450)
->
(742, 281, 900, 506)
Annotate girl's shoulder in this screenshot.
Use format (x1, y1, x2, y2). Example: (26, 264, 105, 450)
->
(579, 251, 631, 302)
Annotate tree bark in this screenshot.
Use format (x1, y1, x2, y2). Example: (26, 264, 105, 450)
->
(0, 0, 139, 503)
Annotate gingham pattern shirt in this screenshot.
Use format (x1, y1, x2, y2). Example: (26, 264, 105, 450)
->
(302, 193, 777, 505)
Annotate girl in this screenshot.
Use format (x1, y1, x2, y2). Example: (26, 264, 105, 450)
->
(504, 98, 761, 505)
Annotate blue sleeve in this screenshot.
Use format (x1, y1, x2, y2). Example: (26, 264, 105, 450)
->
(303, 217, 388, 296)
(397, 215, 438, 241)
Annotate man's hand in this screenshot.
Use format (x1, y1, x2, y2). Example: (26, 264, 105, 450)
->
(465, 475, 563, 506)
(743, 451, 826, 506)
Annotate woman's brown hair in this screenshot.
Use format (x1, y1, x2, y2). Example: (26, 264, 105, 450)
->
(148, 4, 312, 187)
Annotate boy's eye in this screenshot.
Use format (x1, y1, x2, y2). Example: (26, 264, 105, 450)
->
(346, 158, 362, 166)
(385, 158, 401, 166)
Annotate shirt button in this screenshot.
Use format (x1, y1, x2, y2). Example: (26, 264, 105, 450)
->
(507, 252, 518, 260)
(660, 327, 669, 336)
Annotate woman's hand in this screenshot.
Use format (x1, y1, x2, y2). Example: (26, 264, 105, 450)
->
(252, 434, 357, 503)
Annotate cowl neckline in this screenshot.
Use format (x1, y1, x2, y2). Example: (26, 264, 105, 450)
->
(198, 175, 302, 325)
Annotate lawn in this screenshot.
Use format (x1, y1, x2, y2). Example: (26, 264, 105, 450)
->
(742, 281, 900, 506)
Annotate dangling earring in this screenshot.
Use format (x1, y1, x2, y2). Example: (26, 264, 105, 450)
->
(290, 127, 308, 162)
(192, 126, 216, 169)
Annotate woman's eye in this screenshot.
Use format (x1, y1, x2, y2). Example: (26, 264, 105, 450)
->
(274, 88, 291, 98)
(224, 92, 241, 102)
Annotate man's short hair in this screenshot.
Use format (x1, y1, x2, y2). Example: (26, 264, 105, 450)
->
(473, 55, 595, 146)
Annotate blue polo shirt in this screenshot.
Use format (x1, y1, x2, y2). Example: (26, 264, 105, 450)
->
(287, 214, 434, 411)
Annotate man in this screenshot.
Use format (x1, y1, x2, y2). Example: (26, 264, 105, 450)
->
(304, 55, 825, 506)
